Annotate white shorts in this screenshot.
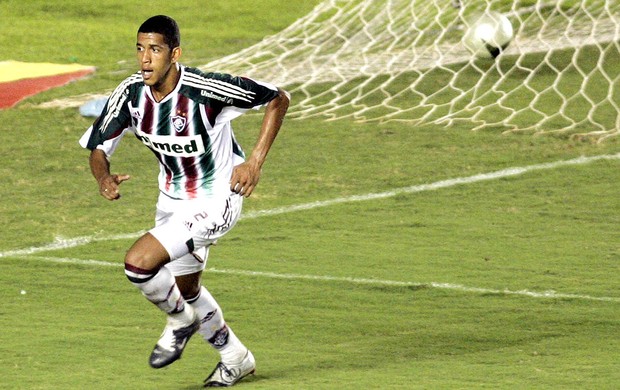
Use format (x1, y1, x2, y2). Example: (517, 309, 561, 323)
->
(149, 192, 243, 276)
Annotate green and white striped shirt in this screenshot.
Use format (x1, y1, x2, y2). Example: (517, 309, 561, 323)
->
(80, 65, 279, 200)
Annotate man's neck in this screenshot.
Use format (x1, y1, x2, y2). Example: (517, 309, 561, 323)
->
(151, 63, 181, 102)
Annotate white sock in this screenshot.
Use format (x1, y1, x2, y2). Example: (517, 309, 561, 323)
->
(218, 326, 248, 365)
(188, 286, 248, 364)
(125, 265, 194, 324)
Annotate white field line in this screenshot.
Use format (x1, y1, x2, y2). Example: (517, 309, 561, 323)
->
(12, 255, 620, 303)
(1, 153, 618, 259)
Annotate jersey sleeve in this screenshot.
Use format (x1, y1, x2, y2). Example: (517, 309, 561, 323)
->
(79, 124, 129, 157)
(228, 75, 280, 109)
(79, 79, 134, 153)
(190, 69, 280, 109)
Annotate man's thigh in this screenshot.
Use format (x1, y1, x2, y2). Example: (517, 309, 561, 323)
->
(150, 193, 243, 261)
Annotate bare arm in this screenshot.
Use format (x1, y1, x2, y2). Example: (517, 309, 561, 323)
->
(230, 87, 290, 197)
(89, 148, 131, 201)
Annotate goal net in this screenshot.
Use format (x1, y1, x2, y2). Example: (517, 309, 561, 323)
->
(200, 0, 620, 142)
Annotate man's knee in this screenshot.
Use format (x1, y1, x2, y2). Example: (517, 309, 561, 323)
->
(125, 249, 156, 270)
(125, 233, 170, 271)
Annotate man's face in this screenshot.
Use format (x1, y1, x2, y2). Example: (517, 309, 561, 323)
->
(136, 32, 178, 88)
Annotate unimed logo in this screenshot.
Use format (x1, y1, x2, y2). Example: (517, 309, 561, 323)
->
(136, 131, 205, 157)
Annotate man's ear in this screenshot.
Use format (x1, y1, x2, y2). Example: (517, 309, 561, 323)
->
(171, 47, 182, 63)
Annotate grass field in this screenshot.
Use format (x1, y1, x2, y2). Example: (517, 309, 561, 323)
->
(0, 1, 619, 389)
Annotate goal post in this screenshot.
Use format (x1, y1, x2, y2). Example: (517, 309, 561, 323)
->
(200, 0, 620, 142)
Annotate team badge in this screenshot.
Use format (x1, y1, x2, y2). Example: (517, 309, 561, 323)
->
(171, 115, 187, 132)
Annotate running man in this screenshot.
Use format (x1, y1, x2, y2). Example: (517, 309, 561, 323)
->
(79, 15, 290, 387)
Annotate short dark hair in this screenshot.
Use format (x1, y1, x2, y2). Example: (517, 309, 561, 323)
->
(138, 15, 180, 49)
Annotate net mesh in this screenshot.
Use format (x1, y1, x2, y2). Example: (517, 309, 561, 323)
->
(199, 0, 620, 141)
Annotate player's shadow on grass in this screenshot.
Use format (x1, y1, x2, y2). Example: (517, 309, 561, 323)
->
(180, 373, 262, 389)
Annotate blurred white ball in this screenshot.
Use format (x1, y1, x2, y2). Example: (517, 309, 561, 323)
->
(463, 11, 514, 58)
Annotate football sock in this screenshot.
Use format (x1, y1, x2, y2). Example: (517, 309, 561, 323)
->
(218, 326, 247, 365)
(186, 286, 225, 333)
(125, 264, 194, 324)
(187, 286, 248, 364)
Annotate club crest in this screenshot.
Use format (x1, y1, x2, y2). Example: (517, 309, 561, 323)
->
(171, 115, 187, 132)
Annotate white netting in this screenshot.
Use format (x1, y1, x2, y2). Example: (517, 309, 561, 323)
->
(199, 0, 620, 141)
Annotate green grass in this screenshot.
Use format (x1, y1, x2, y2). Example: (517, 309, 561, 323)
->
(0, 1, 619, 389)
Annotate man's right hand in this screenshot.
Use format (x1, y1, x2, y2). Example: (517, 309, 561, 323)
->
(98, 174, 131, 200)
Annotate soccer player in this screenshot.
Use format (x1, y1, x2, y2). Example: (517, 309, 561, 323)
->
(79, 15, 290, 387)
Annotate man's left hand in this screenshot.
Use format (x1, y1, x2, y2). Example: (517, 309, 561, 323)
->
(230, 162, 261, 197)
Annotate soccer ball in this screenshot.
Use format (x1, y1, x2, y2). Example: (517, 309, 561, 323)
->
(463, 11, 513, 59)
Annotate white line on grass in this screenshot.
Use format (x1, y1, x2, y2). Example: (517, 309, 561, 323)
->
(243, 153, 620, 219)
(13, 255, 620, 303)
(0, 231, 148, 258)
(1, 153, 618, 258)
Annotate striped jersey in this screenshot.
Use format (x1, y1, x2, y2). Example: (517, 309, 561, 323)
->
(79, 65, 280, 200)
